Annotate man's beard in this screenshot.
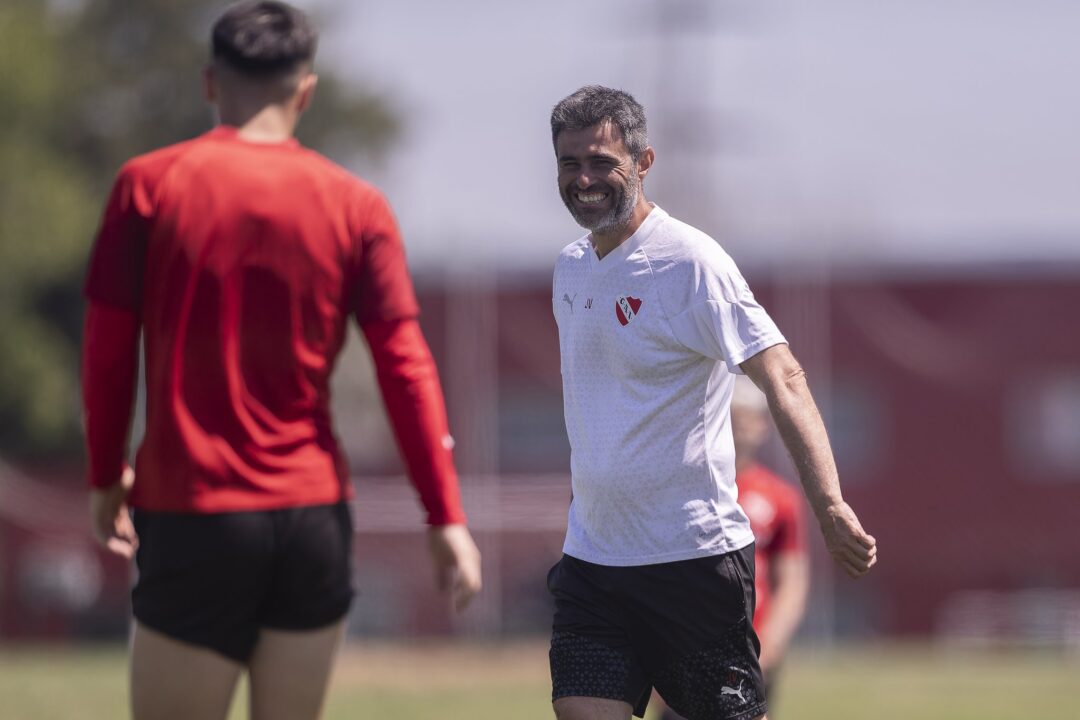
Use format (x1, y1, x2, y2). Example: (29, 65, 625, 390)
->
(562, 173, 640, 236)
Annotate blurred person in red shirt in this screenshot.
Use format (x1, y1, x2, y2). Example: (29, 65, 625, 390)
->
(660, 376, 809, 718)
(81, 3, 480, 718)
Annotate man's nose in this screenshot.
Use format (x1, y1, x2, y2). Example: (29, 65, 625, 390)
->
(575, 173, 593, 189)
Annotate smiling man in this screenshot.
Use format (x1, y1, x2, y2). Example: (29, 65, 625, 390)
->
(546, 85, 877, 720)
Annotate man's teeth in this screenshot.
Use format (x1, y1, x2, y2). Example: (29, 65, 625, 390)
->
(577, 192, 606, 204)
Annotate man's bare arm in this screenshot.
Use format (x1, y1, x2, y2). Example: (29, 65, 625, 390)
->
(740, 344, 878, 577)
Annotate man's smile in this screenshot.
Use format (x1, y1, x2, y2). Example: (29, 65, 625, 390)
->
(573, 189, 610, 208)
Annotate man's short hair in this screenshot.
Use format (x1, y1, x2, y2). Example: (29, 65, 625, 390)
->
(550, 85, 649, 159)
(211, 1, 317, 77)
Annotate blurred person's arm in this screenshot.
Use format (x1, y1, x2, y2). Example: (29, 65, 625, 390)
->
(740, 344, 877, 578)
(353, 188, 480, 610)
(758, 552, 810, 674)
(82, 163, 150, 559)
(758, 477, 811, 673)
(82, 301, 140, 559)
(361, 317, 481, 610)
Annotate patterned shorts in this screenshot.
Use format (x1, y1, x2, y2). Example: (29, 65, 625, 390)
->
(548, 545, 766, 720)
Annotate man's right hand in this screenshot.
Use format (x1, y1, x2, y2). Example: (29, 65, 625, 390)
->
(427, 524, 482, 611)
(819, 501, 877, 578)
(90, 466, 138, 560)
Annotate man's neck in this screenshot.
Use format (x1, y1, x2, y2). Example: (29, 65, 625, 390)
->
(592, 199, 654, 260)
(217, 103, 298, 144)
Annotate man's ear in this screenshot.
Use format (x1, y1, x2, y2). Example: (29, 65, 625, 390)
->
(295, 73, 318, 114)
(637, 146, 655, 180)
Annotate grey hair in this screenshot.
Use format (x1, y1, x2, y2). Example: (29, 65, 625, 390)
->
(550, 85, 648, 159)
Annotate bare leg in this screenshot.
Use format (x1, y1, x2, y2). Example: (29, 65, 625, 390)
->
(131, 621, 243, 720)
(553, 696, 634, 720)
(248, 621, 346, 720)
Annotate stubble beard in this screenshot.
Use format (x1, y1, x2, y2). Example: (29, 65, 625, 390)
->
(563, 172, 640, 237)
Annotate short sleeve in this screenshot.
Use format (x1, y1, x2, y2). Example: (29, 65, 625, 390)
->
(666, 251, 786, 371)
(352, 190, 421, 325)
(83, 165, 151, 312)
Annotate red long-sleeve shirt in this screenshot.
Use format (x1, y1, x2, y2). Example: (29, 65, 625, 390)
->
(82, 126, 465, 525)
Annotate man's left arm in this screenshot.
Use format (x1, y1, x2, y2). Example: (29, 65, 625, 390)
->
(740, 344, 877, 578)
(352, 189, 481, 612)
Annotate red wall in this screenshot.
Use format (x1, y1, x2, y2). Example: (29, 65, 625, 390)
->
(421, 273, 1080, 635)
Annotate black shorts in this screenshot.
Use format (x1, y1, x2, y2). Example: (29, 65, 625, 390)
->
(132, 502, 355, 663)
(548, 544, 766, 720)
(660, 668, 780, 720)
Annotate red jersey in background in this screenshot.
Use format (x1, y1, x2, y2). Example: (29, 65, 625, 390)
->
(736, 463, 807, 630)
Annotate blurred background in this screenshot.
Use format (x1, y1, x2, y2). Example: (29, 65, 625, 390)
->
(1, 0, 1079, 717)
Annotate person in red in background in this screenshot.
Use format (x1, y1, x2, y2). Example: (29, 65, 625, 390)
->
(660, 376, 809, 718)
(81, 3, 481, 719)
(728, 376, 810, 692)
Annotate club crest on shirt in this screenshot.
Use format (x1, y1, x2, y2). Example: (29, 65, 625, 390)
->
(615, 295, 642, 326)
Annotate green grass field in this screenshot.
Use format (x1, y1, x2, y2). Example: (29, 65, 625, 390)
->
(1, 641, 1076, 719)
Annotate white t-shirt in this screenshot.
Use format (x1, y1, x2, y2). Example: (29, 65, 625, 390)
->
(552, 205, 787, 566)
